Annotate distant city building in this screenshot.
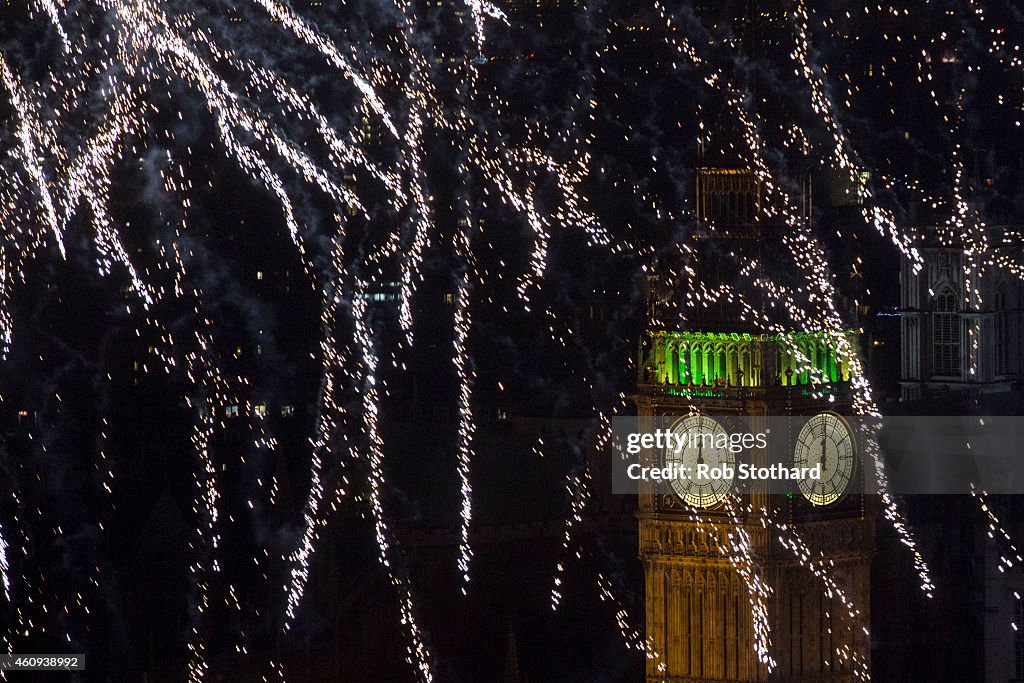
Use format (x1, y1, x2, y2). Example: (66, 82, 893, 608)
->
(899, 241, 1023, 400)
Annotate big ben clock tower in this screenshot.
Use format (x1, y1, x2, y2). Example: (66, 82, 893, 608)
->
(635, 160, 874, 682)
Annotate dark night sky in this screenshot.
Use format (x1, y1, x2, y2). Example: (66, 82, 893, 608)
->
(1, 0, 1023, 680)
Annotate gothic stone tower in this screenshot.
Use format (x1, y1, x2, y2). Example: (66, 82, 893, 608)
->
(635, 164, 874, 682)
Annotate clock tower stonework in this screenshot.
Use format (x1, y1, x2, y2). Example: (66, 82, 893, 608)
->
(635, 165, 874, 682)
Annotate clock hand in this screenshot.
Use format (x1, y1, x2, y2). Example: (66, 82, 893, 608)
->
(695, 417, 704, 466)
(820, 424, 827, 465)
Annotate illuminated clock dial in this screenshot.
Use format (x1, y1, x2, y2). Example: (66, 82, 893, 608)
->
(793, 413, 855, 506)
(665, 415, 735, 508)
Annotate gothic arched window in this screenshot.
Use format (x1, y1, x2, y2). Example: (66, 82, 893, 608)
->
(665, 343, 677, 384)
(799, 341, 811, 385)
(933, 288, 961, 377)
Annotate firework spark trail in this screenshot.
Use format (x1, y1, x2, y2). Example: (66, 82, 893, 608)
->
(58, 74, 143, 221)
(194, 29, 398, 203)
(462, 0, 507, 54)
(0, 252, 11, 359)
(392, 0, 477, 582)
(244, 0, 437, 346)
(30, 0, 70, 50)
(720, 499, 776, 670)
(0, 52, 65, 258)
(453, 282, 475, 588)
(972, 485, 1024, 571)
(760, 507, 870, 680)
(447, 6, 614, 584)
(135, 190, 246, 675)
(510, 142, 616, 248)
(790, 0, 854, 174)
(84, 2, 301, 256)
(119, 0, 364, 229)
(83, 181, 154, 306)
(0, 489, 26, 652)
(375, 0, 441, 342)
(235, 60, 405, 203)
(675, 499, 776, 671)
(0, 523, 8, 603)
(862, 206, 924, 274)
(470, 126, 621, 295)
(971, 482, 1024, 637)
(596, 572, 666, 673)
(551, 463, 591, 611)
(465, 147, 548, 306)
(352, 294, 433, 681)
(538, 307, 621, 612)
(452, 213, 477, 588)
(246, 0, 397, 138)
(817, 3, 1024, 313)
(394, 95, 432, 339)
(284, 238, 348, 626)
(0, 518, 7, 682)
(184, 337, 222, 683)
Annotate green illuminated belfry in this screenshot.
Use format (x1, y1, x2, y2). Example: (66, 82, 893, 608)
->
(638, 160, 859, 394)
(642, 329, 856, 390)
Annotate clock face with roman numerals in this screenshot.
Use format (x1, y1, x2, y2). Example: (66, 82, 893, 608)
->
(665, 415, 735, 508)
(793, 413, 855, 506)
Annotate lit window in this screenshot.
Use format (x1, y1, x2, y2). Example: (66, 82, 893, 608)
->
(257, 271, 263, 280)
(254, 404, 267, 418)
(225, 405, 239, 418)
(281, 405, 295, 417)
(444, 292, 455, 304)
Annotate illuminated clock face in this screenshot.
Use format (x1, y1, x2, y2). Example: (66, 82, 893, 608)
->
(665, 415, 735, 508)
(793, 413, 855, 506)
